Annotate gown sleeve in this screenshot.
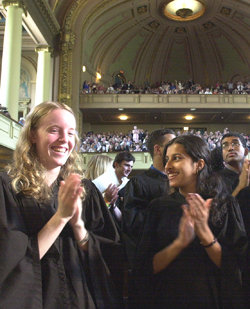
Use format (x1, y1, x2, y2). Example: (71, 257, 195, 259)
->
(219, 197, 248, 308)
(0, 172, 42, 309)
(236, 187, 250, 303)
(81, 179, 124, 309)
(133, 196, 182, 308)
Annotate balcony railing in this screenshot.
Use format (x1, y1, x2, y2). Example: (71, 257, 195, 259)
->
(0, 113, 21, 150)
(80, 93, 250, 108)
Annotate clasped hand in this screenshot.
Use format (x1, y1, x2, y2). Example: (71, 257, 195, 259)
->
(104, 184, 119, 204)
(239, 158, 250, 188)
(57, 174, 84, 227)
(178, 193, 213, 247)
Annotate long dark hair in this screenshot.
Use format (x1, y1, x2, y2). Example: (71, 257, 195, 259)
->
(163, 135, 228, 226)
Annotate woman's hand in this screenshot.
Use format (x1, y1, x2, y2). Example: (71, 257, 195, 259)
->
(57, 174, 84, 221)
(185, 194, 221, 267)
(38, 174, 86, 258)
(176, 205, 195, 248)
(69, 197, 83, 228)
(186, 193, 214, 242)
(186, 193, 212, 229)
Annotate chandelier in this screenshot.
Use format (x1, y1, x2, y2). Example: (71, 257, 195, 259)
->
(162, 0, 205, 21)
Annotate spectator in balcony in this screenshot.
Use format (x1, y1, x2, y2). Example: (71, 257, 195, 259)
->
(132, 126, 140, 143)
(134, 143, 142, 152)
(205, 87, 212, 94)
(82, 80, 90, 93)
(106, 84, 116, 94)
(18, 117, 25, 126)
(237, 81, 244, 94)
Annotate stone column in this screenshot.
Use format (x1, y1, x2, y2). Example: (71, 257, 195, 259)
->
(0, 0, 25, 120)
(35, 45, 53, 105)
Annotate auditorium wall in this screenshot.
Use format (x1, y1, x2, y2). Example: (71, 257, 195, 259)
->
(87, 123, 250, 134)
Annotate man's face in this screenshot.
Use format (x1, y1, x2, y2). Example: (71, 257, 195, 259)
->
(222, 136, 247, 165)
(115, 160, 134, 178)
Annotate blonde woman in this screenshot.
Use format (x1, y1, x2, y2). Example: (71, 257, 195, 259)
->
(0, 102, 122, 309)
(85, 154, 113, 180)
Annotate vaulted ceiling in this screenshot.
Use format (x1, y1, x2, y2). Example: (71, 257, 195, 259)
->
(0, 0, 250, 127)
(48, 0, 250, 86)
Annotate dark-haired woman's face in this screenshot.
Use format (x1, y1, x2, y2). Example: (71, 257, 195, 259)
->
(165, 143, 199, 195)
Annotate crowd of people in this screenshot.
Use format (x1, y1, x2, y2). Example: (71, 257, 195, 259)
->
(82, 80, 250, 95)
(0, 101, 249, 308)
(80, 127, 250, 153)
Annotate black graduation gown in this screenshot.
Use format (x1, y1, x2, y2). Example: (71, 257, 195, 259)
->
(134, 192, 247, 309)
(218, 167, 239, 193)
(236, 187, 250, 304)
(0, 172, 122, 309)
(122, 168, 168, 264)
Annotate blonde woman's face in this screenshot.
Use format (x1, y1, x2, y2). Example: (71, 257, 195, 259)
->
(31, 109, 76, 171)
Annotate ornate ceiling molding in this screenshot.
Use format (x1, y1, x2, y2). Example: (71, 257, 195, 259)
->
(58, 0, 81, 105)
(22, 0, 60, 46)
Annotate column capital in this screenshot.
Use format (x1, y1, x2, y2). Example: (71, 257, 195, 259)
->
(2, 0, 27, 15)
(35, 45, 53, 54)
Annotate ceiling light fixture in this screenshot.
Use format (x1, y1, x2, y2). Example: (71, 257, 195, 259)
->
(184, 114, 194, 120)
(119, 114, 128, 121)
(96, 72, 101, 79)
(162, 0, 205, 22)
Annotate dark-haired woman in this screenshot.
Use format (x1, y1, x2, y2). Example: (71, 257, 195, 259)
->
(134, 135, 247, 309)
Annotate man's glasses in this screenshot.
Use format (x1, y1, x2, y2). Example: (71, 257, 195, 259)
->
(222, 141, 241, 150)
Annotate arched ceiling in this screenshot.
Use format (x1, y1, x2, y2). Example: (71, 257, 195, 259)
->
(50, 0, 250, 86)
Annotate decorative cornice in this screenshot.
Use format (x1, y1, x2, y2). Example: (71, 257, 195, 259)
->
(58, 0, 81, 106)
(2, 0, 27, 15)
(35, 45, 53, 53)
(23, 0, 60, 37)
(64, 0, 81, 31)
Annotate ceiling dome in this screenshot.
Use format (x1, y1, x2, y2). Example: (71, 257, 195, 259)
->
(52, 0, 250, 87)
(162, 0, 206, 21)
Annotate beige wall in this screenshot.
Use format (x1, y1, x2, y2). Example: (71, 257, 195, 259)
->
(85, 123, 250, 134)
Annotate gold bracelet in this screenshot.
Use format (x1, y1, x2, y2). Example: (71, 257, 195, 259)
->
(77, 232, 89, 246)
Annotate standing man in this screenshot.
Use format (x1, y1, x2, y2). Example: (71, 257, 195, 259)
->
(122, 129, 176, 263)
(121, 129, 175, 309)
(219, 132, 249, 195)
(219, 132, 250, 305)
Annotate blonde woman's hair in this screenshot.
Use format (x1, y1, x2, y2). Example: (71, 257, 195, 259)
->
(6, 101, 84, 200)
(85, 154, 113, 180)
